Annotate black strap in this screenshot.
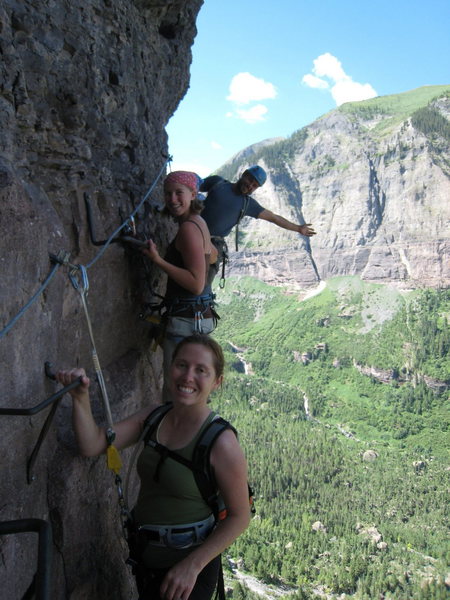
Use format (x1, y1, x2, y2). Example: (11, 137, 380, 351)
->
(220, 258, 226, 289)
(142, 406, 233, 516)
(211, 237, 228, 289)
(153, 445, 170, 482)
(235, 195, 250, 252)
(216, 557, 226, 600)
(143, 404, 173, 436)
(143, 408, 254, 516)
(192, 418, 235, 518)
(143, 404, 200, 477)
(147, 438, 201, 475)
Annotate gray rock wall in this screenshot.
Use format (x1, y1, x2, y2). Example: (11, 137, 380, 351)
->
(0, 1, 203, 598)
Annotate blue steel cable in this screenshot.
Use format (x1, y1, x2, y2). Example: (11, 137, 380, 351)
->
(0, 157, 171, 340)
(85, 156, 171, 270)
(0, 261, 60, 340)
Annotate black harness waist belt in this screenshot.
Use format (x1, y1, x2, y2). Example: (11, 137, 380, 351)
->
(166, 294, 216, 318)
(169, 306, 215, 319)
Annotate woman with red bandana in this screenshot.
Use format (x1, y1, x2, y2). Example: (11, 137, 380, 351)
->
(142, 171, 218, 401)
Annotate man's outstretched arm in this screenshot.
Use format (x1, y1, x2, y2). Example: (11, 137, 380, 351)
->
(257, 208, 316, 237)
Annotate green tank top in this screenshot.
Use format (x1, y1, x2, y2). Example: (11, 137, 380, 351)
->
(134, 411, 216, 526)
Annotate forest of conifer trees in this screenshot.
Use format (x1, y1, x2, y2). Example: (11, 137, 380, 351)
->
(211, 277, 449, 599)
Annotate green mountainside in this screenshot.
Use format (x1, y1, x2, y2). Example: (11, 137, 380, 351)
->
(338, 85, 450, 136)
(217, 85, 450, 181)
(210, 276, 449, 599)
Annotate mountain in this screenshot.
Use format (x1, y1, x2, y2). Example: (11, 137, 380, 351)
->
(1, 3, 448, 597)
(216, 86, 450, 290)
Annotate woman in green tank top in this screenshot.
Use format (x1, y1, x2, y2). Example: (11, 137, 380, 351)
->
(56, 334, 250, 600)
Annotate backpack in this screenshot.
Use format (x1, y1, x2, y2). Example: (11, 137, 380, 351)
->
(203, 177, 251, 252)
(142, 403, 255, 521)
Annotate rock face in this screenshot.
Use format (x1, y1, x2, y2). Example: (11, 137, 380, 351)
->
(0, 1, 203, 598)
(224, 87, 450, 290)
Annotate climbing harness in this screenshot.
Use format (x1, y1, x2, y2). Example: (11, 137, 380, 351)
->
(139, 293, 219, 351)
(68, 264, 129, 529)
(137, 514, 216, 550)
(166, 293, 217, 320)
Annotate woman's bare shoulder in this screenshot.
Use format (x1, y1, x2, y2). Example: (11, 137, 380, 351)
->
(178, 217, 208, 247)
(210, 426, 245, 466)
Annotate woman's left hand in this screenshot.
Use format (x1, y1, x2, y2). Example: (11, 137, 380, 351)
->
(160, 558, 200, 600)
(141, 239, 160, 262)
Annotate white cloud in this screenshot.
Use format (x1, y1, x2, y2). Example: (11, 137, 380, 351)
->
(227, 72, 277, 104)
(302, 74, 329, 89)
(226, 72, 276, 123)
(235, 104, 268, 124)
(331, 80, 378, 106)
(302, 53, 377, 106)
(313, 53, 347, 81)
(210, 141, 222, 150)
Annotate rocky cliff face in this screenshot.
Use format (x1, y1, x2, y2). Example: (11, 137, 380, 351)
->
(224, 87, 450, 291)
(0, 1, 202, 598)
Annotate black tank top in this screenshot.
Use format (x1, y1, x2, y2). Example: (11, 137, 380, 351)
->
(164, 220, 212, 301)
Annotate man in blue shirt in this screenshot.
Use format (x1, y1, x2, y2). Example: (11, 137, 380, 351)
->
(199, 165, 315, 283)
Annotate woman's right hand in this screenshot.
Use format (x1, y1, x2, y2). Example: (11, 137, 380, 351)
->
(141, 239, 160, 263)
(56, 368, 90, 400)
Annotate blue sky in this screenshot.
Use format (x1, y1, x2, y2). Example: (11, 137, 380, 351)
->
(166, 0, 450, 177)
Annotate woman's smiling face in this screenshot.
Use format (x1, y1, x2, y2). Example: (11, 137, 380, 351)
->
(169, 343, 222, 406)
(163, 181, 195, 218)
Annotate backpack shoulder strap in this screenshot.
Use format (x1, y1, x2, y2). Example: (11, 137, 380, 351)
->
(204, 177, 228, 195)
(143, 410, 241, 518)
(235, 194, 250, 251)
(194, 416, 236, 471)
(143, 403, 199, 481)
(237, 195, 250, 226)
(142, 403, 173, 444)
(192, 417, 236, 518)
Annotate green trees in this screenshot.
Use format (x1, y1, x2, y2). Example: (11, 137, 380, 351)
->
(412, 103, 450, 143)
(212, 276, 449, 598)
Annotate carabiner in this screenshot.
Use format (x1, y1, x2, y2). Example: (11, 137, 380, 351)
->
(69, 264, 89, 295)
